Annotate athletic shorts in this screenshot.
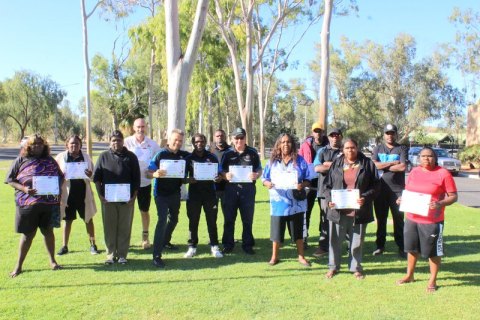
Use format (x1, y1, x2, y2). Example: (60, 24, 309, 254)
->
(16, 203, 59, 234)
(270, 211, 304, 243)
(137, 185, 152, 212)
(404, 219, 444, 258)
(64, 200, 86, 221)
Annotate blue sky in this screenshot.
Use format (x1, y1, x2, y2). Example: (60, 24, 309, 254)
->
(0, 0, 477, 112)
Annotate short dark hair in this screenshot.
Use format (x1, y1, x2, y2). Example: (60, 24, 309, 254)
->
(65, 134, 82, 147)
(110, 130, 124, 140)
(191, 133, 207, 145)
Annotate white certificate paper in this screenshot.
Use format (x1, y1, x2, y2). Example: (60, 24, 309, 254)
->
(105, 184, 130, 202)
(271, 170, 298, 189)
(65, 162, 88, 180)
(159, 159, 186, 178)
(193, 162, 218, 181)
(331, 189, 360, 209)
(399, 190, 431, 217)
(230, 165, 253, 183)
(32, 176, 59, 195)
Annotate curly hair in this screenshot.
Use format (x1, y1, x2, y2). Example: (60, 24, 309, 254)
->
(270, 133, 298, 165)
(21, 133, 50, 158)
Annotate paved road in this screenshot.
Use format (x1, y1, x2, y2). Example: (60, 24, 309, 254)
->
(0, 142, 109, 161)
(453, 175, 480, 209)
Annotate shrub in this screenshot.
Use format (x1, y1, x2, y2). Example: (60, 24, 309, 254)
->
(458, 144, 480, 167)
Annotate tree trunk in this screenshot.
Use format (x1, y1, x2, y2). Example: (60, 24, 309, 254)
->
(165, 0, 209, 133)
(318, 0, 333, 130)
(148, 41, 156, 138)
(80, 0, 93, 156)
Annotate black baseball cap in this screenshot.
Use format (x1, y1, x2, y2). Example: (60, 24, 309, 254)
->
(328, 128, 342, 136)
(383, 124, 398, 133)
(230, 127, 246, 137)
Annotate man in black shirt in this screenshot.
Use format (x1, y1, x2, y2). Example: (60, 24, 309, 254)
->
(371, 124, 408, 258)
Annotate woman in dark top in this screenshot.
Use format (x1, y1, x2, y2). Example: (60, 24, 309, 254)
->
(5, 134, 64, 277)
(323, 138, 379, 280)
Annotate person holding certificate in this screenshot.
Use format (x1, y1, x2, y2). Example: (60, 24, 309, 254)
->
(55, 135, 98, 256)
(93, 130, 140, 265)
(183, 133, 223, 258)
(5, 134, 63, 277)
(262, 133, 313, 267)
(396, 147, 457, 293)
(147, 129, 190, 268)
(220, 127, 262, 255)
(323, 138, 379, 280)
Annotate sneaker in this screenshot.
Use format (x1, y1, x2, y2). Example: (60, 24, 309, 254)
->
(57, 246, 68, 256)
(184, 247, 197, 258)
(372, 248, 384, 256)
(163, 243, 179, 250)
(153, 256, 165, 268)
(105, 258, 114, 265)
(211, 245, 223, 258)
(118, 257, 128, 264)
(313, 247, 328, 257)
(90, 244, 99, 255)
(243, 247, 255, 255)
(222, 247, 233, 254)
(142, 240, 151, 250)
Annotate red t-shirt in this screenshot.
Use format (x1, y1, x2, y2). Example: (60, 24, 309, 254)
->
(405, 166, 457, 223)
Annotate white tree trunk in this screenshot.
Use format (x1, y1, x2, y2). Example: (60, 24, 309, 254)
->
(318, 0, 333, 130)
(165, 0, 209, 133)
(81, 0, 92, 156)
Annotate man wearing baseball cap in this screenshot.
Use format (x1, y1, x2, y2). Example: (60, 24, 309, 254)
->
(220, 127, 262, 255)
(312, 128, 343, 256)
(371, 124, 408, 258)
(298, 122, 328, 248)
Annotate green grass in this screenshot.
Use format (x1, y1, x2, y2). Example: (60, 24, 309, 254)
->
(0, 159, 479, 319)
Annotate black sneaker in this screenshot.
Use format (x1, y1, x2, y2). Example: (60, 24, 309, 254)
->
(153, 256, 165, 268)
(222, 247, 233, 254)
(243, 247, 255, 255)
(57, 246, 68, 256)
(163, 243, 179, 250)
(90, 244, 99, 255)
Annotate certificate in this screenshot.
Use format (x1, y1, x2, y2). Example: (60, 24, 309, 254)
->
(133, 147, 152, 163)
(105, 184, 130, 202)
(193, 162, 218, 181)
(230, 165, 252, 183)
(271, 170, 298, 189)
(399, 190, 431, 217)
(32, 176, 59, 195)
(65, 162, 88, 180)
(159, 159, 186, 178)
(331, 189, 360, 209)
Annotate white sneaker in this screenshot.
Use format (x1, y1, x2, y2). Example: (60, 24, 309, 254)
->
(211, 245, 223, 258)
(184, 247, 197, 258)
(118, 257, 128, 264)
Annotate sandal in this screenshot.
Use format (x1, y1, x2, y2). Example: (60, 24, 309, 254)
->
(9, 269, 22, 278)
(353, 271, 365, 280)
(299, 259, 311, 267)
(426, 284, 438, 293)
(396, 278, 415, 285)
(325, 270, 337, 279)
(268, 259, 280, 266)
(51, 264, 63, 271)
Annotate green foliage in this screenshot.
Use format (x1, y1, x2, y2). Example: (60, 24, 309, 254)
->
(0, 159, 479, 319)
(458, 144, 480, 165)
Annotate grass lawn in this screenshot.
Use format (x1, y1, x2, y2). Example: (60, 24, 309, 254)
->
(0, 158, 479, 320)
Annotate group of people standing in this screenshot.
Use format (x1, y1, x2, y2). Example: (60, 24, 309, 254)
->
(5, 119, 458, 292)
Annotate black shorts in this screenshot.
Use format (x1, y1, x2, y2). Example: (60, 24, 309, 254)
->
(16, 203, 58, 234)
(137, 185, 152, 212)
(404, 219, 444, 258)
(64, 200, 86, 221)
(270, 212, 304, 243)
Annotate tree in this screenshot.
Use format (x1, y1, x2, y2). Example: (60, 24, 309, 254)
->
(0, 71, 66, 139)
(164, 0, 210, 133)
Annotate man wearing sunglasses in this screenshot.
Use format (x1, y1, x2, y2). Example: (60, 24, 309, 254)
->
(312, 128, 343, 257)
(220, 127, 262, 255)
(372, 124, 408, 258)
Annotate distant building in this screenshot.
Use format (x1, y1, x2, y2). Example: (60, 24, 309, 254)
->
(467, 104, 479, 146)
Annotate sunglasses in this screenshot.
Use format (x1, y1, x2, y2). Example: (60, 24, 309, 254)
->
(329, 133, 340, 137)
(234, 136, 245, 140)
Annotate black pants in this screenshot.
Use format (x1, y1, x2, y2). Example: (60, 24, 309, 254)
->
(374, 188, 404, 251)
(186, 196, 219, 247)
(304, 187, 318, 237)
(318, 198, 329, 250)
(222, 183, 256, 250)
(152, 192, 181, 258)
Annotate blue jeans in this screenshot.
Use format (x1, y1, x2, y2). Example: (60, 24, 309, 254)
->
(152, 192, 181, 258)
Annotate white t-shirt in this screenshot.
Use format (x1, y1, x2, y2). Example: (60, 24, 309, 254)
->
(124, 135, 161, 187)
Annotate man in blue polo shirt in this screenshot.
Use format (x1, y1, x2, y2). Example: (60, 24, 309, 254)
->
(220, 128, 262, 255)
(148, 129, 190, 268)
(372, 124, 408, 258)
